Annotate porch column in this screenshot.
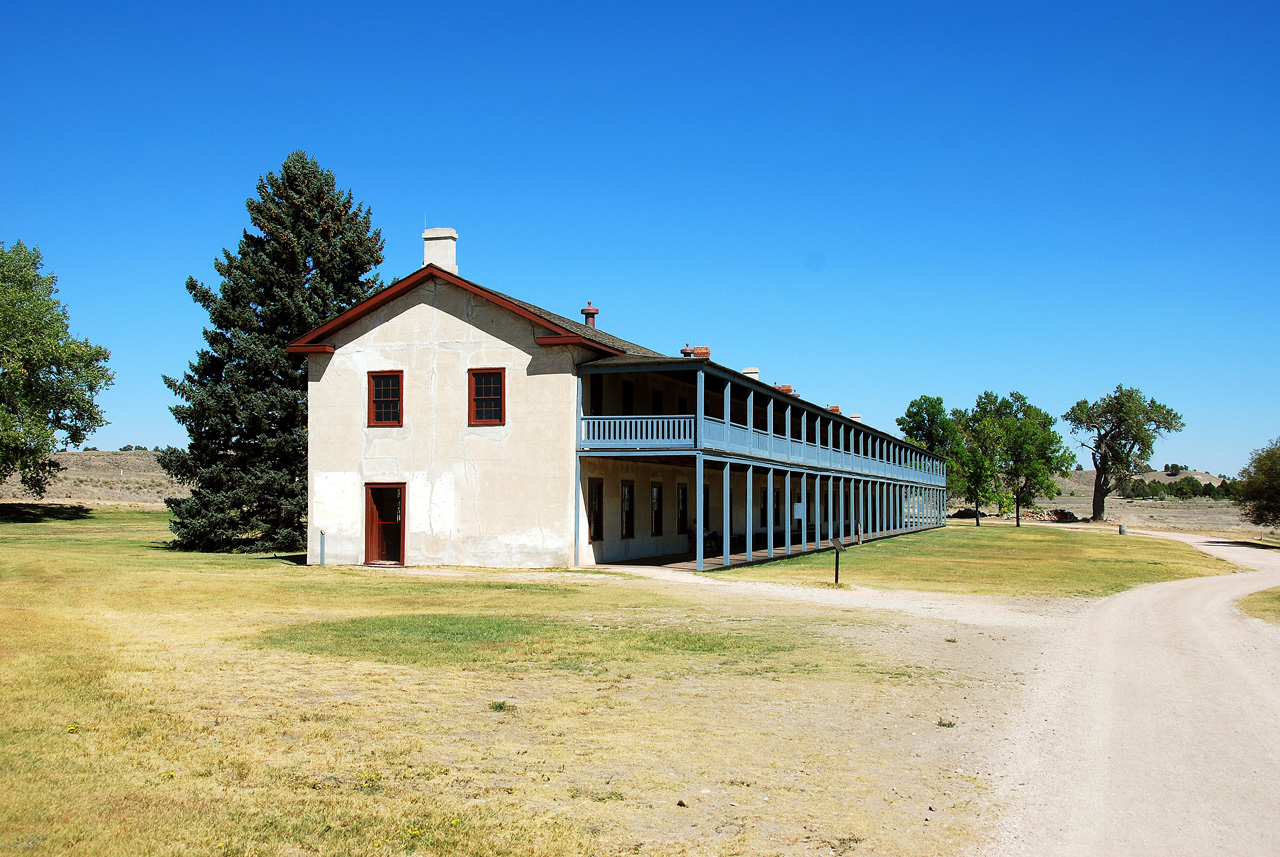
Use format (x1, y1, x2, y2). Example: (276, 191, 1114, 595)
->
(724, 378, 731, 424)
(784, 470, 792, 555)
(767, 468, 775, 559)
(574, 375, 582, 567)
(838, 476, 845, 544)
(800, 470, 808, 551)
(696, 369, 705, 444)
(745, 464, 754, 564)
(827, 473, 834, 548)
(695, 453, 704, 571)
(722, 462, 731, 567)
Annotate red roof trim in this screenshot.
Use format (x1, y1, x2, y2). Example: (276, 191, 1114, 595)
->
(285, 264, 621, 355)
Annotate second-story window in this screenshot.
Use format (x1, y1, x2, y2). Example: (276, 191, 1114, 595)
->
(469, 369, 505, 426)
(368, 371, 403, 427)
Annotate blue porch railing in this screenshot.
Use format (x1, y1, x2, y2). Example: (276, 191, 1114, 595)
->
(580, 415, 696, 448)
(579, 414, 945, 485)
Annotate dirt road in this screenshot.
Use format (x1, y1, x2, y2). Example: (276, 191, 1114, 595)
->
(985, 534, 1280, 856)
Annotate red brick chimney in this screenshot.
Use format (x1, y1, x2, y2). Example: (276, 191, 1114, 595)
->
(581, 302, 599, 328)
(828, 405, 841, 414)
(692, 346, 711, 359)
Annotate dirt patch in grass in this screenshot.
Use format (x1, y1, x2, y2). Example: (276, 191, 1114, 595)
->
(711, 523, 1237, 596)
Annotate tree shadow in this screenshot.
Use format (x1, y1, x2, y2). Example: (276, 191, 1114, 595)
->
(1202, 539, 1280, 552)
(0, 503, 94, 524)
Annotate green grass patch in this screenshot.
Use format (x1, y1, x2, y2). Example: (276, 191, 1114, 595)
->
(712, 523, 1238, 596)
(1240, 587, 1280, 625)
(259, 612, 799, 676)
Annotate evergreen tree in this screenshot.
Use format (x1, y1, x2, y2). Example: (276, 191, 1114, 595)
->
(159, 152, 384, 551)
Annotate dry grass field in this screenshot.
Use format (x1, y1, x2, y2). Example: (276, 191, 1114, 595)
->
(711, 523, 1238, 596)
(1, 507, 1021, 857)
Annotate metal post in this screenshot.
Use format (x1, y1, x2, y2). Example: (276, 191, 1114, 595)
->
(320, 530, 325, 567)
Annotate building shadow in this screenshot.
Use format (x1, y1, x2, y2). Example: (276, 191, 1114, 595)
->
(0, 503, 94, 524)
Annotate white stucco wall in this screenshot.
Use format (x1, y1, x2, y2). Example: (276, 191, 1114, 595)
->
(306, 277, 584, 568)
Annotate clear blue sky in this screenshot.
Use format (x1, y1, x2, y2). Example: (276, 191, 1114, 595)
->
(3, 1, 1277, 476)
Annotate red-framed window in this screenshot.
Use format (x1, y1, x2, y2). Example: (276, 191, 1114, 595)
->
(468, 368, 505, 426)
(368, 371, 403, 427)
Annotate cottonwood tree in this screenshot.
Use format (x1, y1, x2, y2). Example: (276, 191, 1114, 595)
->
(1000, 392, 1075, 526)
(159, 152, 384, 551)
(950, 392, 1009, 526)
(0, 241, 113, 496)
(1062, 385, 1184, 521)
(897, 395, 958, 457)
(1234, 436, 1280, 528)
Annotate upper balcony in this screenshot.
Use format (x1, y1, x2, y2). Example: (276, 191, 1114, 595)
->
(576, 361, 946, 486)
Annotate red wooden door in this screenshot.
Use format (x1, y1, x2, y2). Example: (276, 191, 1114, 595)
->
(365, 483, 405, 564)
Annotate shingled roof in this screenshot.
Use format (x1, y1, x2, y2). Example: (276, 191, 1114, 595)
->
(286, 264, 665, 359)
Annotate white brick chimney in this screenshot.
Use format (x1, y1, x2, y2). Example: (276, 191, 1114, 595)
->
(422, 227, 458, 273)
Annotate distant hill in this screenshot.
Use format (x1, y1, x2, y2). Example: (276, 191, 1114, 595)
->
(1131, 468, 1223, 487)
(0, 450, 188, 505)
(1051, 468, 1222, 493)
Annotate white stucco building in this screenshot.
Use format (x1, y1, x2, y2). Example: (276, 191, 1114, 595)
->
(287, 230, 947, 569)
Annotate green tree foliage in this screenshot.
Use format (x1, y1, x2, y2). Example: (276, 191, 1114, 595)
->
(159, 152, 384, 551)
(896, 395, 958, 456)
(1234, 436, 1280, 528)
(999, 392, 1075, 526)
(0, 241, 113, 496)
(1062, 385, 1184, 521)
(949, 392, 1009, 526)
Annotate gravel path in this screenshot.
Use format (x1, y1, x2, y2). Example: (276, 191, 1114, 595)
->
(984, 533, 1280, 856)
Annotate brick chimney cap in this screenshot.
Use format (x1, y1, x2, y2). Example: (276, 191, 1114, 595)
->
(692, 346, 711, 359)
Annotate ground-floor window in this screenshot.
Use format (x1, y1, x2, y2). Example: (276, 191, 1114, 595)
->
(677, 483, 688, 534)
(588, 478, 604, 542)
(651, 482, 663, 536)
(621, 480, 635, 539)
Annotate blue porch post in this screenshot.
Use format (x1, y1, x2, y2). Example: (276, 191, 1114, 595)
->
(767, 468, 774, 558)
(724, 378, 731, 424)
(838, 477, 845, 544)
(574, 374, 581, 567)
(800, 471, 808, 550)
(696, 369, 705, 447)
(695, 453, 704, 571)
(745, 464, 753, 564)
(827, 473, 834, 548)
(722, 462, 731, 567)
(784, 471, 791, 555)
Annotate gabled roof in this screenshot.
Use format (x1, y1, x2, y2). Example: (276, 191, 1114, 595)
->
(285, 264, 665, 359)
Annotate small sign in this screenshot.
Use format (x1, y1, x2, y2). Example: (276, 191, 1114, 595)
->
(793, 503, 804, 520)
